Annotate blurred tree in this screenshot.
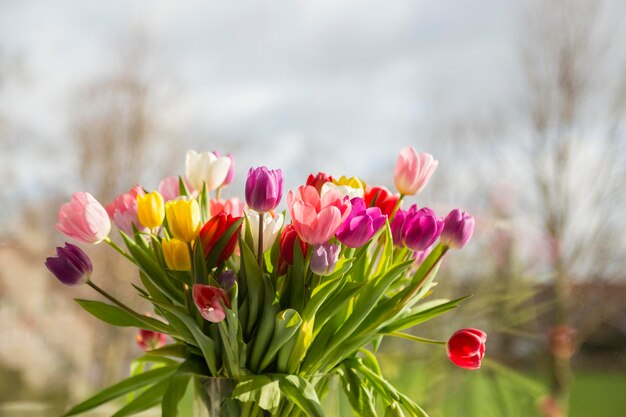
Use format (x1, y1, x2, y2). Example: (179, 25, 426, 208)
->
(68, 31, 182, 387)
(520, 0, 626, 414)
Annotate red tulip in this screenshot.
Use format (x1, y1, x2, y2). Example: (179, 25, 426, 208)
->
(447, 328, 487, 370)
(279, 224, 308, 267)
(136, 329, 167, 351)
(364, 186, 400, 218)
(199, 212, 242, 263)
(193, 284, 230, 323)
(306, 172, 334, 194)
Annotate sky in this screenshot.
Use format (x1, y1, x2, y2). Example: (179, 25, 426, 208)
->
(0, 0, 519, 202)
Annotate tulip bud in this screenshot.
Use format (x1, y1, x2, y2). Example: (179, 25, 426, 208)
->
(165, 199, 201, 243)
(335, 197, 386, 248)
(210, 197, 246, 217)
(279, 224, 308, 267)
(321, 181, 364, 199)
(217, 270, 237, 292)
(306, 172, 334, 193)
(136, 329, 167, 351)
(45, 243, 93, 286)
(440, 209, 475, 249)
(310, 243, 339, 276)
(56, 192, 111, 244)
(137, 191, 165, 230)
(394, 147, 438, 195)
(185, 150, 231, 192)
(193, 284, 230, 323)
(162, 238, 191, 271)
(401, 206, 444, 251)
(246, 211, 284, 255)
(212, 151, 236, 187)
(245, 166, 283, 212)
(447, 328, 487, 370)
(199, 212, 242, 263)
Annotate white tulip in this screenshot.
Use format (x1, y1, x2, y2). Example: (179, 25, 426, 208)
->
(246, 211, 284, 254)
(320, 182, 364, 199)
(185, 150, 231, 192)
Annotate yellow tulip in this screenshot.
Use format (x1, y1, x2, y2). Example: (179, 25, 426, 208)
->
(162, 238, 191, 270)
(333, 175, 366, 190)
(137, 191, 165, 229)
(165, 199, 201, 242)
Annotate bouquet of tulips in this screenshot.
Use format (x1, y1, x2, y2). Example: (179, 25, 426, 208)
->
(46, 147, 486, 417)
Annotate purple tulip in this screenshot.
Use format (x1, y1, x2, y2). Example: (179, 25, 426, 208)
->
(402, 207, 444, 251)
(390, 205, 416, 247)
(245, 166, 283, 212)
(336, 197, 387, 248)
(440, 209, 475, 249)
(217, 269, 237, 291)
(310, 243, 339, 276)
(45, 243, 93, 286)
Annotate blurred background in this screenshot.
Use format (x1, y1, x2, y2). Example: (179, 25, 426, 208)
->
(1, 0, 625, 416)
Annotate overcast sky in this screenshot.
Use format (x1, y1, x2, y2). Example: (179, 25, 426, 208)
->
(0, 0, 522, 200)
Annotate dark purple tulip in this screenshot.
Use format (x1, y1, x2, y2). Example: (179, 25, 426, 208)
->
(45, 242, 93, 286)
(245, 166, 283, 212)
(217, 269, 237, 291)
(310, 243, 339, 276)
(336, 197, 387, 248)
(401, 205, 444, 251)
(441, 209, 475, 249)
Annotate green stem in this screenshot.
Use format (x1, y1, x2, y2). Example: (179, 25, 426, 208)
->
(390, 194, 405, 220)
(87, 280, 142, 320)
(257, 212, 264, 270)
(104, 237, 134, 262)
(384, 331, 446, 345)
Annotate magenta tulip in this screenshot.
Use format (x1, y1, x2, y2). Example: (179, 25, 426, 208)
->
(441, 209, 475, 249)
(402, 207, 444, 251)
(447, 328, 487, 370)
(336, 197, 386, 248)
(245, 167, 283, 212)
(56, 192, 111, 244)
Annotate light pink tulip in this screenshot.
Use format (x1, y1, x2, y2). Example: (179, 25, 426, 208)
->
(105, 185, 146, 235)
(158, 176, 194, 202)
(287, 185, 351, 245)
(210, 197, 246, 217)
(394, 147, 438, 195)
(56, 192, 111, 244)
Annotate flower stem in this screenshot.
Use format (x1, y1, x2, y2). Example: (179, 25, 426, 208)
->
(87, 280, 141, 319)
(385, 331, 446, 345)
(257, 212, 264, 270)
(104, 237, 134, 263)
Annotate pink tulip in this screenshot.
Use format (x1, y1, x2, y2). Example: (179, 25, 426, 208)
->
(56, 192, 111, 244)
(193, 284, 230, 323)
(394, 147, 438, 195)
(210, 197, 246, 217)
(158, 176, 194, 202)
(287, 185, 352, 245)
(105, 185, 146, 235)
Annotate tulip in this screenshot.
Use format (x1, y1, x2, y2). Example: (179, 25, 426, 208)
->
(136, 329, 167, 351)
(278, 224, 308, 266)
(364, 186, 401, 218)
(45, 242, 93, 286)
(137, 191, 165, 230)
(440, 209, 475, 249)
(56, 192, 111, 244)
(401, 206, 444, 251)
(335, 197, 386, 248)
(212, 151, 235, 187)
(162, 238, 191, 271)
(199, 212, 242, 262)
(246, 211, 284, 254)
(158, 176, 194, 202)
(193, 284, 230, 323)
(210, 197, 246, 217)
(287, 185, 352, 245)
(217, 270, 237, 292)
(245, 166, 283, 212)
(165, 199, 201, 243)
(447, 328, 487, 370)
(333, 175, 366, 191)
(306, 172, 334, 193)
(321, 181, 364, 200)
(185, 150, 231, 192)
(310, 243, 340, 276)
(106, 185, 146, 236)
(394, 147, 438, 195)
(390, 206, 410, 247)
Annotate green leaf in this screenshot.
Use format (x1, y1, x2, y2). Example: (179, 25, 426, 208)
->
(75, 299, 172, 334)
(62, 365, 177, 416)
(232, 375, 282, 413)
(162, 374, 191, 417)
(258, 309, 302, 372)
(338, 366, 377, 417)
(240, 239, 264, 336)
(178, 176, 190, 198)
(279, 375, 324, 417)
(381, 295, 472, 334)
(112, 379, 170, 417)
(192, 237, 208, 285)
